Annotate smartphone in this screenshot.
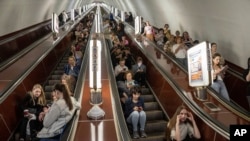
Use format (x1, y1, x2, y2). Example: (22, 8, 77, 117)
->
(221, 65, 229, 72)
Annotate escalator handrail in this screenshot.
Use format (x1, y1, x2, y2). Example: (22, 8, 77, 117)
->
(0, 13, 77, 71)
(124, 21, 250, 118)
(0, 9, 94, 104)
(104, 39, 132, 141)
(99, 6, 132, 141)
(0, 20, 51, 44)
(124, 23, 231, 139)
(55, 7, 97, 141)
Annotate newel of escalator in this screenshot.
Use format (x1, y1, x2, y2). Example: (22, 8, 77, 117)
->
(195, 86, 207, 101)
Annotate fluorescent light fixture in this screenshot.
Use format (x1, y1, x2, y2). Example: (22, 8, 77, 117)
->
(51, 13, 59, 34)
(121, 11, 125, 22)
(71, 9, 75, 21)
(115, 8, 118, 17)
(135, 16, 141, 35)
(78, 7, 82, 15)
(89, 40, 102, 89)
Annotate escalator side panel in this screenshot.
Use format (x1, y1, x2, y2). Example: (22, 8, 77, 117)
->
(0, 33, 71, 141)
(129, 42, 229, 141)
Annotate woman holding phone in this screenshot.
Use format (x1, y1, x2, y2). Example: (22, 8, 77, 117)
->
(125, 86, 147, 139)
(167, 105, 200, 141)
(211, 53, 230, 101)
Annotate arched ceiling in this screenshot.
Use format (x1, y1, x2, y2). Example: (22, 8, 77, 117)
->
(0, 0, 249, 67)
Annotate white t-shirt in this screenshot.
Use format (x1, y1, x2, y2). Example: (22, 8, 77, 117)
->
(172, 44, 187, 59)
(144, 26, 153, 34)
(170, 122, 194, 141)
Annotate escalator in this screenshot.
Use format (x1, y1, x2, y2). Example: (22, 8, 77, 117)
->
(2, 8, 96, 141)
(122, 22, 250, 141)
(106, 39, 168, 141)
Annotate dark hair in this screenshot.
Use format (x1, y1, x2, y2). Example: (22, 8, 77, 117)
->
(130, 86, 142, 95)
(211, 42, 217, 46)
(54, 83, 73, 110)
(137, 56, 142, 62)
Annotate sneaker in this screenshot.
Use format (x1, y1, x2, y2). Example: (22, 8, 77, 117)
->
(133, 131, 140, 139)
(140, 130, 147, 138)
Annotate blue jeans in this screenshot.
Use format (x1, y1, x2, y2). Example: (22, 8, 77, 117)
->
(127, 111, 146, 131)
(176, 58, 187, 69)
(211, 80, 230, 101)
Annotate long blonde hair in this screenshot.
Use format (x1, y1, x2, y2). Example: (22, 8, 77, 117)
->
(30, 84, 46, 106)
(167, 105, 191, 130)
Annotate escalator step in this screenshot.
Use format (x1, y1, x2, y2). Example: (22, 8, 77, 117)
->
(61, 59, 68, 63)
(145, 120, 167, 133)
(132, 132, 166, 141)
(53, 70, 64, 75)
(57, 66, 64, 70)
(146, 110, 164, 121)
(141, 95, 155, 102)
(48, 80, 61, 85)
(144, 102, 159, 111)
(141, 88, 150, 95)
(51, 75, 62, 80)
(45, 92, 52, 100)
(59, 63, 65, 67)
(45, 85, 54, 92)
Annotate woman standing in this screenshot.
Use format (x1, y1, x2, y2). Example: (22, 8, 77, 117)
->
(211, 53, 230, 101)
(167, 105, 200, 141)
(19, 84, 46, 141)
(142, 21, 154, 41)
(37, 83, 74, 141)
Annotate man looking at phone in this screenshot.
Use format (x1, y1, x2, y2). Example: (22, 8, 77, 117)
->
(114, 58, 128, 81)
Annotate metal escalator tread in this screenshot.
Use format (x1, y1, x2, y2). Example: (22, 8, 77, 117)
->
(146, 110, 164, 121)
(131, 132, 166, 141)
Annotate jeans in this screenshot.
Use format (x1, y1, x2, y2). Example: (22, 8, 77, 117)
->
(211, 80, 230, 101)
(127, 111, 146, 131)
(176, 58, 187, 69)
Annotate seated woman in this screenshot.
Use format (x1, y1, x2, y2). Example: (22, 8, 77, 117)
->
(61, 74, 76, 96)
(125, 86, 147, 139)
(37, 83, 75, 141)
(117, 71, 138, 103)
(64, 56, 80, 78)
(211, 53, 230, 101)
(167, 105, 200, 141)
(19, 84, 46, 141)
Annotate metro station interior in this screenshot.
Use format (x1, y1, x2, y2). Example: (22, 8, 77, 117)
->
(0, 0, 250, 141)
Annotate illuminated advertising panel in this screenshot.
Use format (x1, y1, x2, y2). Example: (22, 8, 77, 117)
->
(89, 40, 102, 89)
(187, 41, 211, 87)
